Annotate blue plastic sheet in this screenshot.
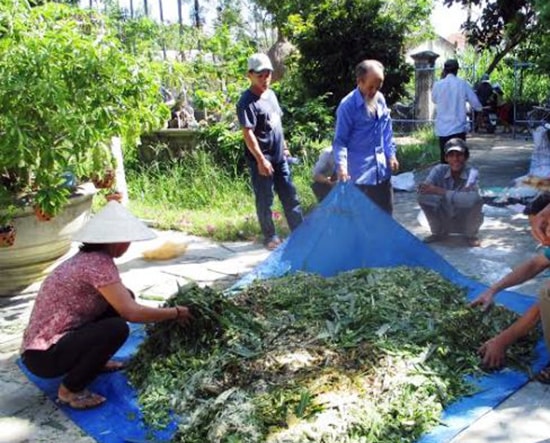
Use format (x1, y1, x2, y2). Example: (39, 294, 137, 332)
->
(232, 182, 470, 289)
(18, 182, 548, 443)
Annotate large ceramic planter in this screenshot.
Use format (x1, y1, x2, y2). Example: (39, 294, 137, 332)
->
(0, 185, 96, 296)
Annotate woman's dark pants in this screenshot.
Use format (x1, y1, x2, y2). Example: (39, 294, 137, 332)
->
(22, 312, 129, 393)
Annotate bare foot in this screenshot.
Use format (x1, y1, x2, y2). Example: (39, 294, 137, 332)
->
(58, 384, 106, 410)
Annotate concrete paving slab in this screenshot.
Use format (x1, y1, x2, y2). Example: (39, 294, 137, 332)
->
(114, 231, 270, 292)
(0, 353, 95, 443)
(117, 267, 186, 296)
(451, 382, 550, 443)
(394, 199, 545, 298)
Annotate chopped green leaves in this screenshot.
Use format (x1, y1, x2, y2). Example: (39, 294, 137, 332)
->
(127, 267, 540, 442)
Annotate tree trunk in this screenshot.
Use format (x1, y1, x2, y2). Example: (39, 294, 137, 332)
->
(194, 0, 201, 29)
(267, 30, 295, 83)
(158, 0, 166, 60)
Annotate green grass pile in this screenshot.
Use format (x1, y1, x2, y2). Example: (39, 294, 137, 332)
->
(127, 267, 540, 443)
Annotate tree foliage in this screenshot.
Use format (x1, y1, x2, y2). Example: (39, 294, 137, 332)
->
(0, 1, 169, 215)
(251, 0, 431, 107)
(531, 0, 550, 71)
(441, 0, 543, 73)
(380, 0, 434, 48)
(253, 0, 315, 32)
(291, 0, 413, 108)
(535, 0, 550, 21)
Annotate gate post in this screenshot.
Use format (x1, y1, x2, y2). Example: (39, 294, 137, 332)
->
(410, 50, 439, 126)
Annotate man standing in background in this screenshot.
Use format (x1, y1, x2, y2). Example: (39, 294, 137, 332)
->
(236, 53, 303, 250)
(432, 59, 482, 163)
(333, 59, 399, 214)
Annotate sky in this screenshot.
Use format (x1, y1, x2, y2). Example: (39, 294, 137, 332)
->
(432, 0, 475, 37)
(86, 0, 471, 37)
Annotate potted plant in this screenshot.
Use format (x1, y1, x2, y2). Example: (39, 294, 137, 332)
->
(0, 1, 170, 294)
(0, 224, 16, 248)
(0, 202, 17, 248)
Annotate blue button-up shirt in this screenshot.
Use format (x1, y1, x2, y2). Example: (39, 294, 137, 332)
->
(333, 88, 396, 185)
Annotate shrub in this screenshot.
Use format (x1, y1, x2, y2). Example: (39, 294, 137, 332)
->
(0, 1, 168, 217)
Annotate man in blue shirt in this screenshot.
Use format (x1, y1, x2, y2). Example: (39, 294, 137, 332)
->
(236, 53, 303, 250)
(432, 59, 482, 163)
(333, 59, 399, 214)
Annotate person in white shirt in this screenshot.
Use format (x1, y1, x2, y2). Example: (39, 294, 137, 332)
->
(432, 59, 482, 163)
(311, 147, 336, 202)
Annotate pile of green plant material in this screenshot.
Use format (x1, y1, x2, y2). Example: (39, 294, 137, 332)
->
(127, 267, 540, 443)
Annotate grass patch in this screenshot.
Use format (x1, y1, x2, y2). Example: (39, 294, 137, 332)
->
(116, 130, 437, 242)
(123, 150, 317, 242)
(396, 128, 439, 172)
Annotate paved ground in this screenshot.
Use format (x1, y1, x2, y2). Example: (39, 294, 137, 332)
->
(1, 132, 549, 443)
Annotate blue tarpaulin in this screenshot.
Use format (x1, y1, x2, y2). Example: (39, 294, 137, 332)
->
(18, 182, 548, 443)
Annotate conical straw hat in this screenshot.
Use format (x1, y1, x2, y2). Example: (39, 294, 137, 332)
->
(73, 201, 157, 243)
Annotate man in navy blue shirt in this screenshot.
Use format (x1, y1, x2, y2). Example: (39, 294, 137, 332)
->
(236, 53, 303, 250)
(333, 59, 399, 214)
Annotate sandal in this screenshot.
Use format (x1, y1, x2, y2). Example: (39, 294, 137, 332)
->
(101, 359, 126, 373)
(533, 365, 550, 384)
(58, 389, 106, 410)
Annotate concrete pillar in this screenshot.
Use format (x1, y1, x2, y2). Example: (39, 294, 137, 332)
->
(410, 51, 439, 123)
(110, 137, 129, 206)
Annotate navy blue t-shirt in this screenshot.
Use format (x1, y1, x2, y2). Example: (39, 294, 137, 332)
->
(236, 88, 285, 163)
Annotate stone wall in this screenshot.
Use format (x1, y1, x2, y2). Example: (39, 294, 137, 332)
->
(139, 129, 201, 164)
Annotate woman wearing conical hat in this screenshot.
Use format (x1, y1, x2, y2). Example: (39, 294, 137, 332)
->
(20, 202, 192, 409)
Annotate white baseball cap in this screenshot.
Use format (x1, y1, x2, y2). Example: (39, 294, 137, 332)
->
(73, 201, 157, 243)
(247, 53, 273, 72)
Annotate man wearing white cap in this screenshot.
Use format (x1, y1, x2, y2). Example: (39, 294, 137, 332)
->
(20, 202, 193, 410)
(236, 53, 303, 250)
(417, 138, 484, 247)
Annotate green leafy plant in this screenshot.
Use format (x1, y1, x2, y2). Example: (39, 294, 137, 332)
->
(0, 1, 169, 217)
(396, 128, 439, 172)
(290, 0, 415, 108)
(128, 268, 540, 442)
(0, 203, 17, 231)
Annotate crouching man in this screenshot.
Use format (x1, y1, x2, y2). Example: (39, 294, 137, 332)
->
(417, 138, 484, 247)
